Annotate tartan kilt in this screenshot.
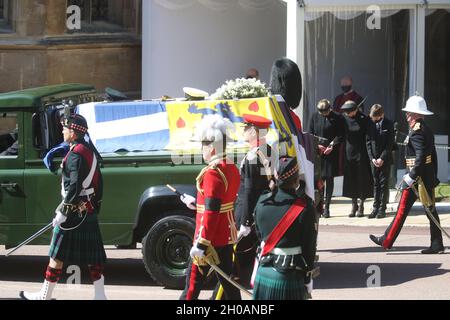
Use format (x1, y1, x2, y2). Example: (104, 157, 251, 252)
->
(253, 265, 308, 300)
(49, 211, 107, 266)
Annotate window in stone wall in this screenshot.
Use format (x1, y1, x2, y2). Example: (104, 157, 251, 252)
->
(0, 0, 13, 33)
(67, 0, 140, 33)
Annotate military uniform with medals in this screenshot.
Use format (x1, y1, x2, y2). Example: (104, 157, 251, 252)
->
(233, 114, 273, 286)
(370, 96, 444, 254)
(180, 154, 241, 300)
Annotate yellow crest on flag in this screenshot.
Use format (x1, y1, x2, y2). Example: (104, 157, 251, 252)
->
(164, 97, 297, 158)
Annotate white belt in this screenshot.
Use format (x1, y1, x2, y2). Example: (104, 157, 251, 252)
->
(79, 188, 94, 196)
(270, 246, 302, 255)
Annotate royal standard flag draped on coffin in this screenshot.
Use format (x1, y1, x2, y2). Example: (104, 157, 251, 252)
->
(165, 96, 296, 156)
(76, 95, 314, 199)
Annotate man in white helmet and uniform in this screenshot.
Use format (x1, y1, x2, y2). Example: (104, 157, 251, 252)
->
(370, 95, 445, 254)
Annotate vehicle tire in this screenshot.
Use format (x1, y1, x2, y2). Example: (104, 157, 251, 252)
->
(142, 215, 195, 289)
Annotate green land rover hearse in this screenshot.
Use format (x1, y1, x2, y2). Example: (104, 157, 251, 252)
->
(0, 83, 317, 289)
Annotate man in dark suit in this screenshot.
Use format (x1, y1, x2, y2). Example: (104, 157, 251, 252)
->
(366, 104, 395, 219)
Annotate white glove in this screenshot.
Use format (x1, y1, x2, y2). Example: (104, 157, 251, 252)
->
(52, 212, 67, 227)
(189, 246, 205, 259)
(237, 225, 252, 239)
(305, 279, 313, 295)
(180, 193, 196, 210)
(403, 174, 415, 187)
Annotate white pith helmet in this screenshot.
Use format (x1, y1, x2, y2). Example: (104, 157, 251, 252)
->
(402, 95, 433, 115)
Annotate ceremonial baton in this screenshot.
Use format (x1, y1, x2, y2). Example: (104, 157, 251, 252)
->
(5, 222, 53, 257)
(407, 180, 450, 240)
(205, 257, 253, 298)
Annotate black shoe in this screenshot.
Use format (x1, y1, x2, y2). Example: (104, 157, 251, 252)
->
(368, 209, 378, 219)
(322, 208, 330, 219)
(348, 212, 356, 218)
(421, 246, 445, 254)
(376, 211, 386, 219)
(356, 211, 364, 218)
(369, 234, 383, 247)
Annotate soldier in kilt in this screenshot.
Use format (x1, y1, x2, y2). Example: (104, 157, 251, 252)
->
(253, 156, 317, 300)
(20, 114, 107, 300)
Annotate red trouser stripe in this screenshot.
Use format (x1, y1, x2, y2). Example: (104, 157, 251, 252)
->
(383, 189, 410, 249)
(186, 264, 200, 300)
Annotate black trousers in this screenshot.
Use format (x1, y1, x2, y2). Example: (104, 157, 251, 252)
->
(180, 245, 241, 300)
(371, 163, 391, 211)
(380, 183, 443, 250)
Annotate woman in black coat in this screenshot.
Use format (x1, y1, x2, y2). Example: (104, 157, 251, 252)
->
(309, 99, 344, 218)
(341, 101, 373, 217)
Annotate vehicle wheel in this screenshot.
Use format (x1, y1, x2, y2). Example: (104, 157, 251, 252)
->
(142, 215, 195, 289)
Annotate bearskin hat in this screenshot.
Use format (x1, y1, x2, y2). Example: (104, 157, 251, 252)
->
(269, 58, 303, 110)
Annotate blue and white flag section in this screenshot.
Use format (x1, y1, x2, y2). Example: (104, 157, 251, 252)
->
(76, 97, 315, 201)
(77, 101, 170, 153)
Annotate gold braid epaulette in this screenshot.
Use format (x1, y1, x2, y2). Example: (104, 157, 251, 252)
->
(196, 161, 228, 195)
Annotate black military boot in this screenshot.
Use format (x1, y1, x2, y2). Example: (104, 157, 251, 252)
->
(368, 207, 378, 219)
(377, 200, 387, 219)
(422, 238, 445, 254)
(349, 199, 358, 217)
(376, 209, 386, 219)
(369, 234, 383, 247)
(356, 199, 365, 217)
(421, 246, 445, 254)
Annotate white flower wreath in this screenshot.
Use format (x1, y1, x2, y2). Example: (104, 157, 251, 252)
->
(211, 77, 268, 100)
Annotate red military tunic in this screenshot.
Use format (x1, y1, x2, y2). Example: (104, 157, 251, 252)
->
(193, 155, 240, 248)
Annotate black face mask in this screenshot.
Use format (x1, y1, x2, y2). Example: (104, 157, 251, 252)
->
(341, 85, 352, 93)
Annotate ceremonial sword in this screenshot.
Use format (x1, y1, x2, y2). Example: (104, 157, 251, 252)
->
(204, 257, 253, 298)
(166, 184, 183, 197)
(407, 178, 450, 240)
(5, 222, 53, 257)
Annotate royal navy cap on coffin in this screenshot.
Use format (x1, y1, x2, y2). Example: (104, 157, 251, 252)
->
(183, 87, 209, 101)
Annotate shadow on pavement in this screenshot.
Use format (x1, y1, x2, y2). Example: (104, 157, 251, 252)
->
(317, 246, 426, 254)
(0, 255, 161, 287)
(315, 261, 448, 289)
